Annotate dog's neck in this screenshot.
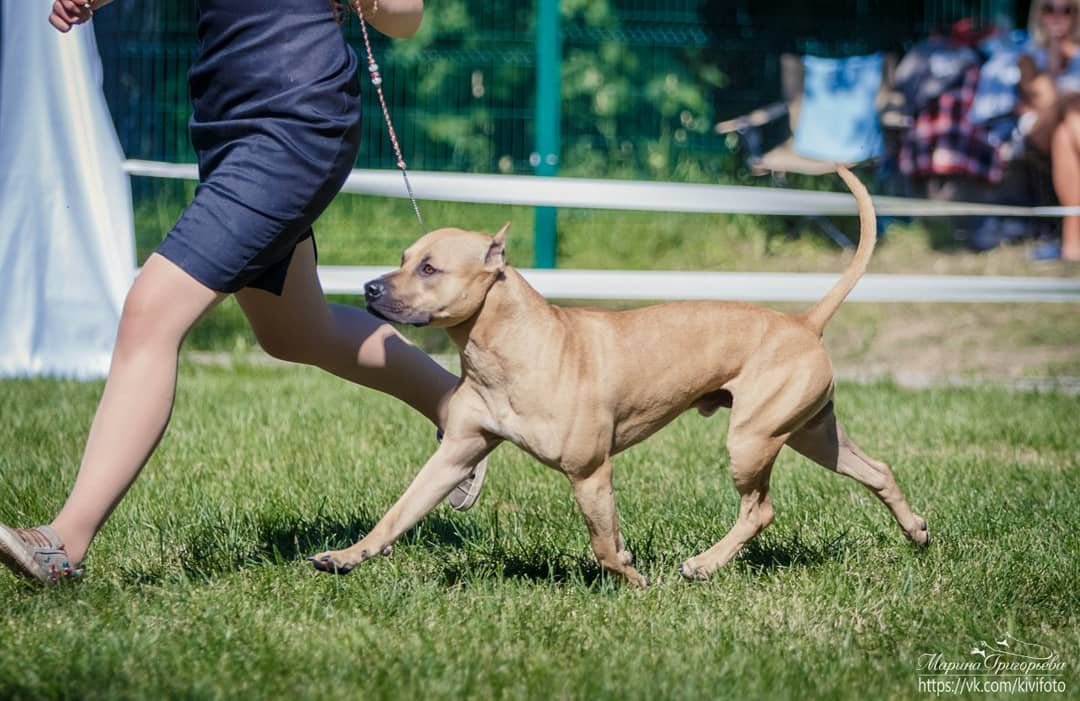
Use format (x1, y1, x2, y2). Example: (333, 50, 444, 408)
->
(446, 267, 559, 383)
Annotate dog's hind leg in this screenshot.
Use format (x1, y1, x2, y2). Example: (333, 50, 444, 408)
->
(570, 459, 647, 588)
(786, 404, 929, 546)
(678, 432, 784, 581)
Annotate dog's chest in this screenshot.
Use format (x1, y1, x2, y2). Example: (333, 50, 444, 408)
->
(478, 384, 609, 471)
(480, 392, 560, 467)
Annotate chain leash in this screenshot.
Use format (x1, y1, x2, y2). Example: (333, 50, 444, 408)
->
(348, 0, 426, 233)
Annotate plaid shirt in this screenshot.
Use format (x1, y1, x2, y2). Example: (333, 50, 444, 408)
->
(900, 66, 1004, 183)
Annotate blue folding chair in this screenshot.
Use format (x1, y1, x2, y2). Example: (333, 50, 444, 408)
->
(716, 52, 908, 245)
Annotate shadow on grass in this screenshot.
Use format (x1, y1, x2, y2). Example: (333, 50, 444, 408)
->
(736, 531, 855, 574)
(255, 510, 489, 561)
(437, 545, 607, 589)
(117, 509, 855, 587)
(438, 530, 854, 588)
(117, 509, 483, 585)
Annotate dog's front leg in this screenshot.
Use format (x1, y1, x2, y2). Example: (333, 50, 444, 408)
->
(310, 432, 495, 575)
(570, 459, 648, 588)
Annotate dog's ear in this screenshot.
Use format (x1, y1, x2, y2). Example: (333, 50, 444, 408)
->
(484, 222, 510, 272)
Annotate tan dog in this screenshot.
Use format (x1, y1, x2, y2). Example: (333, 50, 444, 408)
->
(310, 167, 929, 586)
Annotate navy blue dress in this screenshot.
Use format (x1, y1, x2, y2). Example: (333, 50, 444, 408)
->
(157, 0, 361, 294)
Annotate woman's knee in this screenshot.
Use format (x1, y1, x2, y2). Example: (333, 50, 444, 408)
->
(1052, 120, 1076, 154)
(255, 307, 404, 368)
(354, 318, 411, 366)
(1063, 114, 1080, 147)
(115, 283, 188, 356)
(113, 254, 222, 357)
(360, 318, 401, 347)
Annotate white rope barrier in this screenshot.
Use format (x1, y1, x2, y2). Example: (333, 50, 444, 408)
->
(125, 160, 1080, 303)
(124, 159, 1080, 217)
(320, 266, 1080, 303)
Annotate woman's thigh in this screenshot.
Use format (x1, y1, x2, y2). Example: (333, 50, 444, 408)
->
(234, 238, 338, 357)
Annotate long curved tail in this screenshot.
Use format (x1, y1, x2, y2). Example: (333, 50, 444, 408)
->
(802, 166, 877, 335)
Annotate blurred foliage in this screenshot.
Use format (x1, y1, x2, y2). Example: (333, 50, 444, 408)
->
(367, 0, 730, 179)
(559, 9, 723, 178)
(95, 0, 734, 181)
(95, 0, 1018, 182)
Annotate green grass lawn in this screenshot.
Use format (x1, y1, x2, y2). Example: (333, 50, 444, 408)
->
(1, 362, 1077, 699)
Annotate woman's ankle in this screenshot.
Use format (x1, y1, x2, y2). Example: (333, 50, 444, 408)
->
(48, 520, 90, 566)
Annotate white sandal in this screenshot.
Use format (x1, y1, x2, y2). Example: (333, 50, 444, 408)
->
(437, 430, 490, 511)
(0, 524, 83, 585)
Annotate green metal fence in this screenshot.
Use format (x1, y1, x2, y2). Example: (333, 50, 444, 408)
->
(94, 0, 1019, 181)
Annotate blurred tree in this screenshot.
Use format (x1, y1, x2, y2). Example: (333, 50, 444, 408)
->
(94, 0, 1019, 180)
(372, 0, 727, 178)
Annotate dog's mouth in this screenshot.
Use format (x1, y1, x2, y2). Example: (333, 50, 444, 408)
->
(365, 300, 433, 328)
(365, 304, 391, 322)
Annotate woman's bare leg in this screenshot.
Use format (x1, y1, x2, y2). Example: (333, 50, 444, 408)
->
(49, 254, 225, 564)
(1052, 112, 1080, 261)
(234, 238, 457, 428)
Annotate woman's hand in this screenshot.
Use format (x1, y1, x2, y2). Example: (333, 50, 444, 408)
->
(1049, 36, 1067, 76)
(351, 0, 424, 39)
(49, 0, 112, 33)
(1019, 53, 1059, 113)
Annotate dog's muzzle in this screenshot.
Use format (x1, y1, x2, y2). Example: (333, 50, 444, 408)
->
(363, 277, 431, 327)
(364, 280, 386, 302)
(363, 279, 391, 321)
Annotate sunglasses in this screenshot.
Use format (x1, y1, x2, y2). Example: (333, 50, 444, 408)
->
(1042, 3, 1076, 16)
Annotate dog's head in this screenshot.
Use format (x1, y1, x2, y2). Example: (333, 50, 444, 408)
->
(363, 223, 509, 328)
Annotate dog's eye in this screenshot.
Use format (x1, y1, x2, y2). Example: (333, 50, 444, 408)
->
(419, 263, 437, 277)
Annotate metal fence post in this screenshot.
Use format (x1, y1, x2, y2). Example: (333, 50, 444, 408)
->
(533, 0, 560, 268)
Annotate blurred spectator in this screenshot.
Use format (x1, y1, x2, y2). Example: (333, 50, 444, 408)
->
(895, 20, 985, 116)
(895, 20, 1016, 250)
(1018, 0, 1080, 261)
(894, 12, 1080, 258)
(896, 20, 1000, 186)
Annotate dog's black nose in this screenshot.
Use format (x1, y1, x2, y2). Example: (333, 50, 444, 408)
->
(365, 280, 385, 301)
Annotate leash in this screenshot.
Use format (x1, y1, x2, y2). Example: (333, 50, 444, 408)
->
(349, 0, 426, 233)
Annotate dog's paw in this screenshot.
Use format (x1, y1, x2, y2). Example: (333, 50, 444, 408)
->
(624, 567, 649, 588)
(307, 547, 368, 575)
(676, 560, 709, 581)
(308, 542, 393, 575)
(908, 516, 930, 548)
(307, 553, 354, 575)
